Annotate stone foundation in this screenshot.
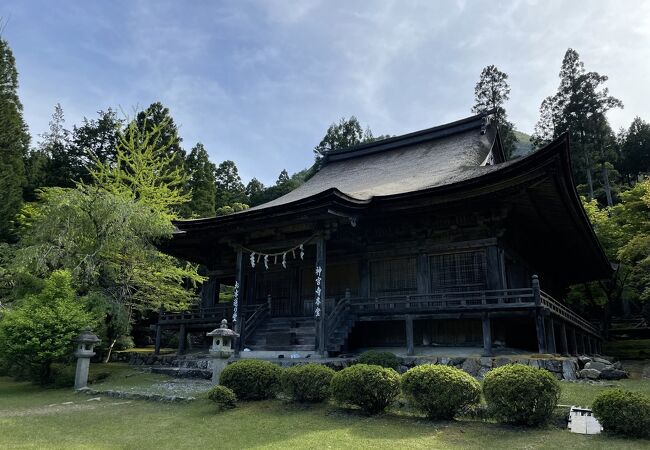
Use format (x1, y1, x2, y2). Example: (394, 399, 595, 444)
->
(127, 352, 627, 381)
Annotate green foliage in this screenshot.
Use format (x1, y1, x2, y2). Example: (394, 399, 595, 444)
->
(181, 143, 216, 218)
(214, 160, 247, 208)
(619, 117, 650, 182)
(91, 116, 191, 221)
(592, 389, 650, 438)
(84, 291, 131, 359)
(280, 364, 335, 403)
(330, 364, 400, 414)
(532, 48, 622, 199)
(0, 270, 92, 383)
(482, 364, 561, 426)
(248, 168, 310, 206)
(14, 185, 202, 312)
(401, 364, 481, 420)
(131, 102, 186, 170)
(356, 350, 400, 370)
(313, 116, 375, 159)
(245, 178, 266, 205)
(472, 64, 518, 159)
(219, 359, 282, 400)
(207, 385, 237, 410)
(0, 38, 29, 242)
(215, 202, 249, 216)
(69, 109, 122, 183)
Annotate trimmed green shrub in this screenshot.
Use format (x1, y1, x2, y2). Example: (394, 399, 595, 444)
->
(207, 385, 237, 410)
(592, 389, 650, 438)
(401, 364, 481, 419)
(483, 364, 561, 426)
(219, 359, 281, 400)
(281, 364, 335, 402)
(330, 364, 400, 414)
(357, 350, 400, 370)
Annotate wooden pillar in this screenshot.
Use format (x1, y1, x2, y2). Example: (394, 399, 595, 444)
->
(201, 275, 219, 308)
(481, 313, 492, 356)
(486, 246, 502, 289)
(546, 318, 557, 354)
(587, 337, 593, 355)
(233, 247, 244, 356)
(580, 334, 587, 355)
(178, 324, 187, 355)
(532, 275, 547, 354)
(315, 235, 326, 355)
(570, 327, 578, 356)
(405, 315, 414, 356)
(535, 312, 547, 354)
(559, 322, 569, 356)
(416, 255, 429, 294)
(359, 259, 370, 298)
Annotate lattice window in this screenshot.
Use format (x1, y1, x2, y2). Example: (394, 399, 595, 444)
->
(430, 250, 487, 292)
(370, 258, 417, 296)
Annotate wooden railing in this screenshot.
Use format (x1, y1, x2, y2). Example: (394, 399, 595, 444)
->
(348, 288, 536, 313)
(159, 304, 233, 324)
(243, 303, 269, 342)
(326, 296, 351, 342)
(540, 291, 599, 336)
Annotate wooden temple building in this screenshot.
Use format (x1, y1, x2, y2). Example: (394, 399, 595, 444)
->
(157, 112, 610, 357)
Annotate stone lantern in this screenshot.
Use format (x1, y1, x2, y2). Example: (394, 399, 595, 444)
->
(206, 319, 239, 383)
(74, 328, 100, 390)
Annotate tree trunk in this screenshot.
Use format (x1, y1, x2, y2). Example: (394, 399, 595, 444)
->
(104, 338, 117, 363)
(582, 129, 594, 200)
(602, 163, 613, 206)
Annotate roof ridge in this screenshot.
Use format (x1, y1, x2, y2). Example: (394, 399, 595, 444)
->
(323, 110, 496, 164)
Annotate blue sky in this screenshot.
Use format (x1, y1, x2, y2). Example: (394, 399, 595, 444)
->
(3, 0, 649, 184)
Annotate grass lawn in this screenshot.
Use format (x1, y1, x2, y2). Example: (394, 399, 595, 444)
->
(1, 366, 649, 449)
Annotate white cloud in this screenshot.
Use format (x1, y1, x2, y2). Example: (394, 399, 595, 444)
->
(5, 0, 650, 184)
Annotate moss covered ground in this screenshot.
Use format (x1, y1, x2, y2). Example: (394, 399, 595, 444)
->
(0, 364, 649, 449)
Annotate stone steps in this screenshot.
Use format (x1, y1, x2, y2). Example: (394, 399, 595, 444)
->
(246, 316, 317, 351)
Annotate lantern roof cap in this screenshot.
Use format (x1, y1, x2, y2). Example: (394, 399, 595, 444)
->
(75, 328, 100, 344)
(207, 319, 239, 337)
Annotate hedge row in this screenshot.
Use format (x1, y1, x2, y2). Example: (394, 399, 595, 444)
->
(215, 358, 570, 424)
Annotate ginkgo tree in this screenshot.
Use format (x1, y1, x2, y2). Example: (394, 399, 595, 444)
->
(11, 114, 204, 356)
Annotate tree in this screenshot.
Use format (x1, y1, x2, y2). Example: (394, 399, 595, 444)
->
(276, 169, 290, 185)
(313, 116, 374, 159)
(214, 160, 247, 208)
(0, 38, 29, 242)
(39, 104, 75, 188)
(532, 49, 622, 200)
(91, 117, 191, 220)
(245, 178, 266, 206)
(569, 179, 650, 331)
(69, 108, 122, 183)
(249, 168, 310, 206)
(15, 186, 201, 312)
(131, 102, 185, 169)
(13, 113, 204, 329)
(0, 270, 91, 383)
(471, 65, 518, 159)
(181, 143, 216, 218)
(618, 117, 650, 183)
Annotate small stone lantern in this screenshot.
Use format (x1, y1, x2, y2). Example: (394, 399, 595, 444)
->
(206, 319, 239, 383)
(74, 328, 100, 390)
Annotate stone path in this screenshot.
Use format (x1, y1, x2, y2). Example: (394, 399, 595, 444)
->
(0, 399, 132, 418)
